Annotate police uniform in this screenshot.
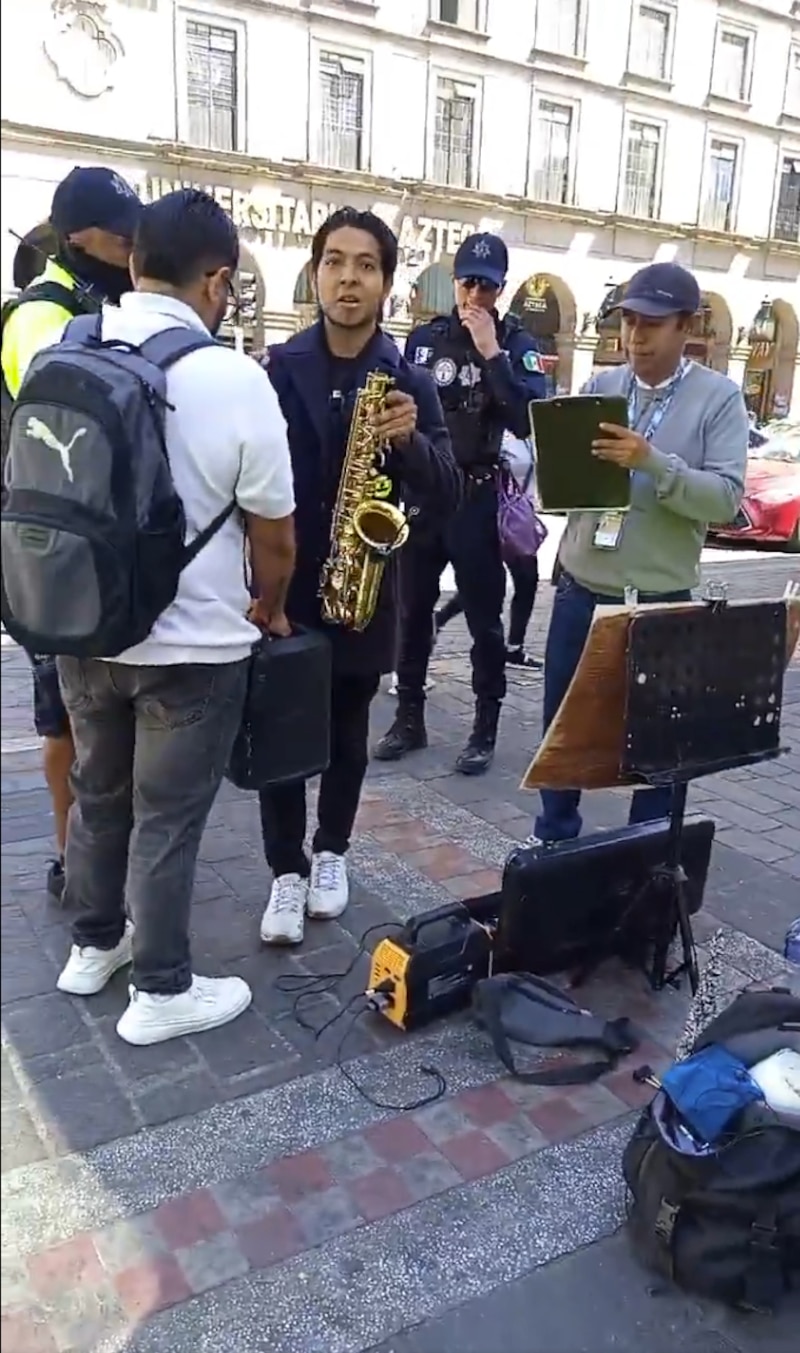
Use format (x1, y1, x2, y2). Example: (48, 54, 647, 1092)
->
(0, 166, 141, 899)
(374, 233, 546, 775)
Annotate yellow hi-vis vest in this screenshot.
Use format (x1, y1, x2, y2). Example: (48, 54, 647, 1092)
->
(1, 259, 79, 399)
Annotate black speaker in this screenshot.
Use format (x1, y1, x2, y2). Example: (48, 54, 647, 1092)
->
(493, 816, 715, 980)
(226, 627, 331, 791)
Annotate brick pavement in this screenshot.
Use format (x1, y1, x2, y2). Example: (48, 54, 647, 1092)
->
(2, 554, 798, 1352)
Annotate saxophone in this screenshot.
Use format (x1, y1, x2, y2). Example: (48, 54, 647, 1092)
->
(320, 371, 410, 632)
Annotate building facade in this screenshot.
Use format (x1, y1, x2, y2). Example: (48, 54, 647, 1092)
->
(2, 0, 799, 414)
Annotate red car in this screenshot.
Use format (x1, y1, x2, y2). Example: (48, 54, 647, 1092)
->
(710, 426, 800, 551)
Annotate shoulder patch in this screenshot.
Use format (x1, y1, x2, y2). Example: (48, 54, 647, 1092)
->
(521, 350, 543, 374)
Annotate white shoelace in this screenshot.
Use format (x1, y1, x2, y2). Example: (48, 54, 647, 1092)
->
(314, 856, 344, 890)
(272, 878, 305, 913)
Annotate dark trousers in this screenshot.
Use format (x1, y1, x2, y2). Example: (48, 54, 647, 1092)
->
(534, 572, 692, 843)
(397, 478, 506, 704)
(57, 657, 249, 993)
(259, 670, 380, 877)
(438, 554, 539, 650)
(26, 652, 71, 738)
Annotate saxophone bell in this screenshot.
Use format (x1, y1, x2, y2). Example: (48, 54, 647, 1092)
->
(352, 499, 410, 558)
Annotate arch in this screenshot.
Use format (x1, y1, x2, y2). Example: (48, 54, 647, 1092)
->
(507, 273, 577, 393)
(292, 261, 316, 331)
(222, 241, 265, 351)
(593, 282, 627, 367)
(687, 292, 732, 372)
(410, 263, 452, 323)
(744, 297, 799, 421)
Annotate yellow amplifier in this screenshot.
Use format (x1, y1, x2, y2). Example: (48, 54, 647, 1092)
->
(367, 904, 494, 1032)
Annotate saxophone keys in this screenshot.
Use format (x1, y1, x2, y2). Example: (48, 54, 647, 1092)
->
(371, 475, 393, 499)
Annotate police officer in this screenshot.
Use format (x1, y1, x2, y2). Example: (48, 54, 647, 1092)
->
(374, 232, 546, 775)
(1, 166, 141, 900)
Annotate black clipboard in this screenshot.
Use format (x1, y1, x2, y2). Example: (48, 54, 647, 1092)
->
(529, 395, 631, 512)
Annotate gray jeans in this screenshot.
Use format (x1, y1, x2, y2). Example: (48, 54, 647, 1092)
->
(57, 657, 249, 994)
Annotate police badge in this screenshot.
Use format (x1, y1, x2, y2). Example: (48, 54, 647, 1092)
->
(432, 357, 458, 386)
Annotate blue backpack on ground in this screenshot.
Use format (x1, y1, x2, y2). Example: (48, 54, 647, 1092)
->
(1, 314, 236, 659)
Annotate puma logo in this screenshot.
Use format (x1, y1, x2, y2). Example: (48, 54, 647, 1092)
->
(25, 417, 86, 482)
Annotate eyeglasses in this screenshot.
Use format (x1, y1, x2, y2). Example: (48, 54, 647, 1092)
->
(459, 277, 498, 293)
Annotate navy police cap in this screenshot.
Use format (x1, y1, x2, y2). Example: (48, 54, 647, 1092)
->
(453, 232, 508, 288)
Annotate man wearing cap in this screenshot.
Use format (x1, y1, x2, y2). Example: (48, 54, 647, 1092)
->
(1, 165, 141, 900)
(374, 231, 546, 775)
(530, 261, 748, 845)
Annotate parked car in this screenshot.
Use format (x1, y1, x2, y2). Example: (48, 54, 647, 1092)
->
(709, 422, 800, 551)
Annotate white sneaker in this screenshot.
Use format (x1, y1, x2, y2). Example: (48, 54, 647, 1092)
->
(307, 851, 349, 920)
(57, 921, 133, 996)
(260, 873, 307, 945)
(116, 974, 252, 1046)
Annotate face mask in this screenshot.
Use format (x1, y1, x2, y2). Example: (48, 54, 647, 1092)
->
(60, 244, 132, 306)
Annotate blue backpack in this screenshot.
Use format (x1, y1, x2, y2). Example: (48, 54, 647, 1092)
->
(1, 314, 236, 658)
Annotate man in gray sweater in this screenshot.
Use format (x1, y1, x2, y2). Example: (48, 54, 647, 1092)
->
(533, 261, 748, 844)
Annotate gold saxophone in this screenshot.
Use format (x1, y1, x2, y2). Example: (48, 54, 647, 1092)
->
(320, 370, 410, 632)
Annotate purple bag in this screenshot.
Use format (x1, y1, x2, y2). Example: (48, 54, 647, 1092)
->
(497, 468, 548, 563)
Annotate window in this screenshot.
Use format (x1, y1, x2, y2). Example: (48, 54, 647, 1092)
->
(701, 140, 738, 232)
(433, 0, 479, 26)
(318, 51, 365, 172)
(630, 4, 671, 80)
(535, 0, 582, 56)
(433, 77, 476, 188)
(712, 29, 751, 102)
(620, 120, 661, 218)
(185, 20, 238, 152)
(532, 101, 572, 204)
(774, 157, 800, 242)
(787, 45, 800, 117)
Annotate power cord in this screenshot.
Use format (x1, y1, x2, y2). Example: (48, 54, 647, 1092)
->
(275, 921, 447, 1112)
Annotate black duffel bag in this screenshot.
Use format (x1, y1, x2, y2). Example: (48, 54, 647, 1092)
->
(622, 988, 800, 1313)
(226, 626, 331, 791)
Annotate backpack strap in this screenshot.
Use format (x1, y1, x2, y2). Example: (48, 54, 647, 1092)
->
(138, 327, 239, 568)
(139, 327, 219, 371)
(2, 282, 89, 343)
(743, 1204, 786, 1313)
(63, 312, 103, 345)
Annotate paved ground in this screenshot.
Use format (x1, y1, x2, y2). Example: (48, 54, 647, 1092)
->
(2, 553, 799, 1353)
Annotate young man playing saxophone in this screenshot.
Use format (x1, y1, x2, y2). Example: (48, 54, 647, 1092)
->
(258, 208, 460, 946)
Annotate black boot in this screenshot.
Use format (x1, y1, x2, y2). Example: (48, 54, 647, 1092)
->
(455, 699, 500, 776)
(373, 702, 428, 762)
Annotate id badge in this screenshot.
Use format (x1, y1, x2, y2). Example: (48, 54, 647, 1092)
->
(593, 511, 624, 550)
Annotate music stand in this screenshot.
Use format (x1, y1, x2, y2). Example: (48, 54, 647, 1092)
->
(622, 589, 789, 995)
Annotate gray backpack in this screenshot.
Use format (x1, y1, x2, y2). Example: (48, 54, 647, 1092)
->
(1, 313, 235, 658)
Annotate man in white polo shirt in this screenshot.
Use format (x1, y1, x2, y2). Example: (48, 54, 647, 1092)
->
(55, 190, 296, 1046)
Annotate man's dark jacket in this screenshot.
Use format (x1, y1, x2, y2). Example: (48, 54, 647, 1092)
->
(266, 321, 460, 675)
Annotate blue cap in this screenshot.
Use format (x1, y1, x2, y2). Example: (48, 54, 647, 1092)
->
(616, 262, 701, 318)
(453, 232, 508, 288)
(50, 166, 142, 240)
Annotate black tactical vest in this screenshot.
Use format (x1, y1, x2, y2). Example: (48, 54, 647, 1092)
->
(422, 313, 506, 470)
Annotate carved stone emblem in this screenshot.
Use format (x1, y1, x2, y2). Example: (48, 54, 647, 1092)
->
(43, 1, 124, 99)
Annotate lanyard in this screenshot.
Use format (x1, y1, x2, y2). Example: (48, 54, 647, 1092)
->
(627, 358, 691, 444)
